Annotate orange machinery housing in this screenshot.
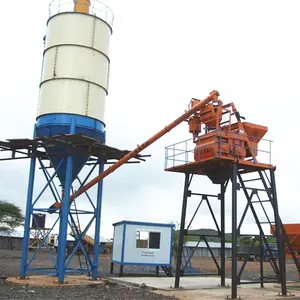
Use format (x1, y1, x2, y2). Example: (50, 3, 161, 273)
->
(271, 224, 300, 259)
(188, 98, 268, 163)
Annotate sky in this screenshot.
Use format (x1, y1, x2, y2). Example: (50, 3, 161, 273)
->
(0, 0, 300, 240)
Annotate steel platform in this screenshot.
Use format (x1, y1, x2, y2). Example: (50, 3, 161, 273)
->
(0, 133, 149, 164)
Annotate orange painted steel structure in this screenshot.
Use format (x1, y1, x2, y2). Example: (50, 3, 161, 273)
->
(166, 97, 273, 181)
(271, 223, 300, 259)
(163, 94, 299, 298)
(49, 90, 220, 211)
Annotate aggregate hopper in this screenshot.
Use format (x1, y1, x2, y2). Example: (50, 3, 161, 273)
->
(271, 223, 300, 259)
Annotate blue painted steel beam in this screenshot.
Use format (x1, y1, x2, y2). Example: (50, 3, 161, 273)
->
(57, 154, 73, 283)
(27, 268, 57, 273)
(20, 126, 37, 278)
(65, 215, 95, 269)
(27, 268, 89, 274)
(67, 214, 93, 268)
(27, 217, 59, 268)
(20, 147, 37, 278)
(65, 268, 89, 273)
(76, 176, 96, 210)
(77, 162, 98, 189)
(39, 158, 62, 202)
(92, 158, 105, 279)
(69, 210, 94, 214)
(57, 118, 76, 283)
(32, 158, 64, 207)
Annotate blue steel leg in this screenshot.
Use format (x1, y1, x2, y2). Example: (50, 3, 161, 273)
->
(92, 158, 105, 279)
(20, 148, 37, 278)
(57, 155, 73, 283)
(57, 118, 75, 283)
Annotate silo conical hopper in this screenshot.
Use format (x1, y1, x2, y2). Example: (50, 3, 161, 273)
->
(36, 115, 105, 186)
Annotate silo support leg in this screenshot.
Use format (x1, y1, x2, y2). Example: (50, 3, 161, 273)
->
(92, 159, 105, 280)
(20, 150, 37, 278)
(57, 155, 73, 283)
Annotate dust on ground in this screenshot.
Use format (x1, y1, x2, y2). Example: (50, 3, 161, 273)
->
(0, 249, 299, 299)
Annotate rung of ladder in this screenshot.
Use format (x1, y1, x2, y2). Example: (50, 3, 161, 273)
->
(242, 178, 261, 183)
(220, 120, 230, 125)
(244, 187, 267, 192)
(251, 200, 270, 203)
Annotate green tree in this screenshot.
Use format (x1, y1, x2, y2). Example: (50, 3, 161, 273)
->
(0, 200, 24, 233)
(238, 236, 253, 246)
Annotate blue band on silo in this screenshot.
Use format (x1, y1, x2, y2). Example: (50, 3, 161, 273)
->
(36, 113, 106, 142)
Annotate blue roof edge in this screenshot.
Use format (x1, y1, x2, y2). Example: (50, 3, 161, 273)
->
(112, 220, 175, 228)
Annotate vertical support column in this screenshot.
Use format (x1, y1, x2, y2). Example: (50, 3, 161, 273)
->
(57, 119, 75, 283)
(156, 266, 159, 276)
(120, 265, 124, 277)
(20, 144, 37, 278)
(270, 169, 287, 295)
(92, 158, 105, 280)
(57, 155, 73, 283)
(231, 164, 238, 299)
(220, 183, 226, 286)
(260, 234, 264, 288)
(175, 173, 190, 288)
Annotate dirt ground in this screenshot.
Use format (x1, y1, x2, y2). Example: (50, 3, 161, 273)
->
(190, 255, 300, 281)
(0, 250, 178, 300)
(0, 249, 299, 299)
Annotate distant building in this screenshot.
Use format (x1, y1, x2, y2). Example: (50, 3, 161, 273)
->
(99, 236, 110, 254)
(184, 241, 232, 258)
(0, 230, 110, 253)
(0, 231, 23, 251)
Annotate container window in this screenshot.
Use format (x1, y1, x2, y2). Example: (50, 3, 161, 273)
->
(149, 232, 161, 249)
(136, 231, 149, 248)
(136, 231, 161, 249)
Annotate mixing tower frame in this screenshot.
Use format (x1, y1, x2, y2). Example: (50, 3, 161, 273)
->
(165, 139, 300, 299)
